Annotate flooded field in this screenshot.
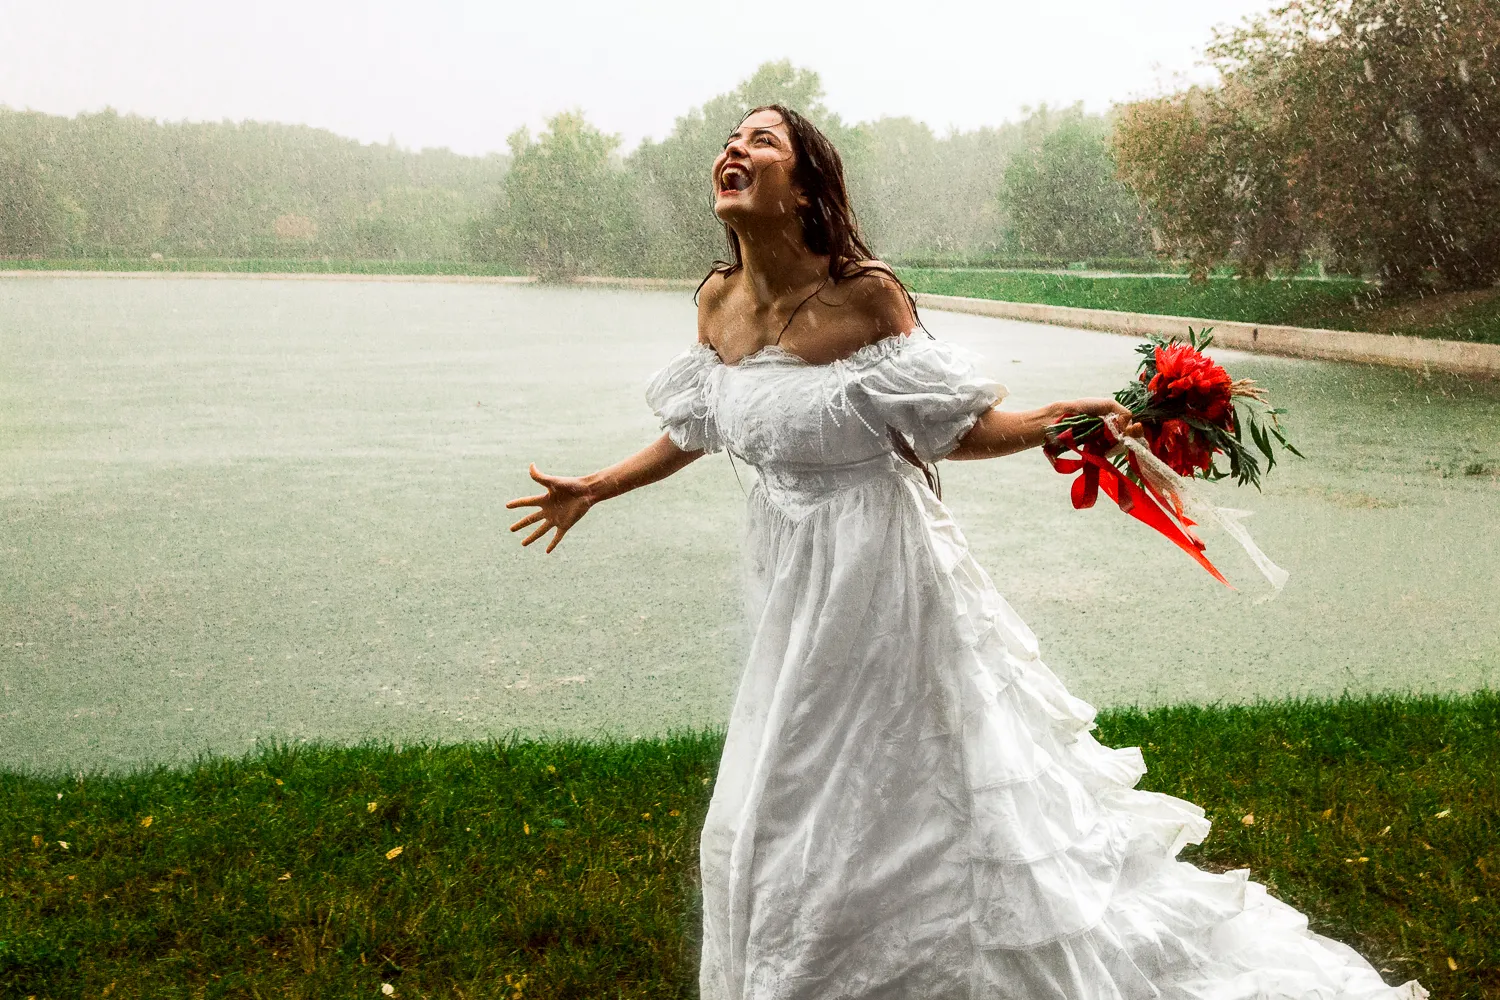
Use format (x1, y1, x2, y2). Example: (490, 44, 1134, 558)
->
(2, 277, 1496, 773)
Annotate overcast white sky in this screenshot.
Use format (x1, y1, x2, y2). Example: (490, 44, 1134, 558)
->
(0, 0, 1270, 155)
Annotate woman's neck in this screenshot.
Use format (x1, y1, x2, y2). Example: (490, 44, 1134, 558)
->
(733, 220, 829, 307)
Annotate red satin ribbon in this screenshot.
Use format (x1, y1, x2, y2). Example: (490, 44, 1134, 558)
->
(1043, 421, 1232, 588)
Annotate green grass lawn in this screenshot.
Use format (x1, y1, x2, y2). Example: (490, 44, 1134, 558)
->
(4, 692, 1495, 999)
(897, 268, 1500, 345)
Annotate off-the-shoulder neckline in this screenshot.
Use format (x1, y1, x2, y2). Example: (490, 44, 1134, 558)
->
(704, 330, 926, 369)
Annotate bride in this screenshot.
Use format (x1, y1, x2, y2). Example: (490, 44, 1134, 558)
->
(506, 105, 1427, 1000)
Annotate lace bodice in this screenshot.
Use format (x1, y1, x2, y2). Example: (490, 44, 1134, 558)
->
(644, 332, 1008, 469)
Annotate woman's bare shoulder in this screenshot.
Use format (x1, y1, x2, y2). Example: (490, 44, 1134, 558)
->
(835, 259, 917, 340)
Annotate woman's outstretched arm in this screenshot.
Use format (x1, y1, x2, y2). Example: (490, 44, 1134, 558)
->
(946, 398, 1140, 461)
(506, 433, 702, 552)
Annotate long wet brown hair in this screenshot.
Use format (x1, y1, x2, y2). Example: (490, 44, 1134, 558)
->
(695, 103, 943, 498)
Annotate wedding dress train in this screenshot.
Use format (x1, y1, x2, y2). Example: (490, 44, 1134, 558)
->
(644, 332, 1427, 1000)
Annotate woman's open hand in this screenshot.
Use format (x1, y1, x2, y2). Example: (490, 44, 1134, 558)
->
(506, 463, 594, 553)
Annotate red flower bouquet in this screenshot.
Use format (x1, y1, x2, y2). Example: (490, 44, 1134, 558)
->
(1043, 328, 1301, 589)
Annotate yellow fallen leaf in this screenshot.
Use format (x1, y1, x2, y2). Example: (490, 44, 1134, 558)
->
(382, 984, 396, 996)
(66, 874, 76, 880)
(669, 809, 680, 817)
(385, 846, 404, 860)
(140, 816, 153, 828)
(702, 778, 710, 785)
(1448, 956, 1458, 971)
(57, 841, 69, 850)
(277, 872, 291, 881)
(1358, 857, 1369, 863)
(642, 812, 651, 820)
(275, 779, 284, 786)
(523, 822, 530, 835)
(367, 801, 378, 813)
(1434, 809, 1451, 818)
(546, 765, 556, 773)
(1320, 808, 1334, 820)
(1240, 813, 1255, 826)
(1379, 825, 1391, 836)
(31, 835, 41, 848)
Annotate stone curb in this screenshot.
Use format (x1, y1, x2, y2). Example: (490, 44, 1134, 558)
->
(914, 292, 1500, 378)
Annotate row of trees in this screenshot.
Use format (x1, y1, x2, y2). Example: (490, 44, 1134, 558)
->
(8, 0, 1496, 292)
(474, 61, 1151, 278)
(0, 62, 1151, 274)
(0, 109, 507, 259)
(1113, 0, 1500, 291)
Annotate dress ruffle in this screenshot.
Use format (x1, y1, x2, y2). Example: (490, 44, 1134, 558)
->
(840, 334, 1007, 463)
(917, 480, 1427, 999)
(644, 342, 724, 453)
(643, 333, 1006, 465)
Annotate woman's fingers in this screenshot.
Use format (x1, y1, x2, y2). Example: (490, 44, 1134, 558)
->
(505, 493, 548, 509)
(509, 510, 545, 532)
(521, 522, 551, 547)
(544, 526, 567, 553)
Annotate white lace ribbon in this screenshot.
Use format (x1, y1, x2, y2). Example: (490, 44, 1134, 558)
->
(1108, 417, 1289, 598)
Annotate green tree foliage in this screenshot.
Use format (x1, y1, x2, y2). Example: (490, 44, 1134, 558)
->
(474, 113, 637, 280)
(0, 107, 507, 260)
(1000, 109, 1150, 260)
(626, 60, 851, 277)
(617, 64, 1123, 275)
(1114, 0, 1500, 289)
(845, 116, 1017, 259)
(2, 62, 1159, 276)
(0, 145, 65, 256)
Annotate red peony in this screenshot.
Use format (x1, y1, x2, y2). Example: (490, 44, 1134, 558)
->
(1148, 417, 1216, 477)
(1146, 343, 1234, 425)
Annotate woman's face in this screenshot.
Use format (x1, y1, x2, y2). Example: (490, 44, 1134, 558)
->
(712, 109, 804, 227)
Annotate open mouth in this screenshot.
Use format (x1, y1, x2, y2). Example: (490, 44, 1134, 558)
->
(719, 164, 752, 193)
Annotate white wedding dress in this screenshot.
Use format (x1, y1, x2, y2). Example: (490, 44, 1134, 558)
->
(644, 331, 1428, 1000)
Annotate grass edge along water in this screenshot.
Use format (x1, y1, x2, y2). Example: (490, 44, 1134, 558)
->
(3, 690, 1496, 998)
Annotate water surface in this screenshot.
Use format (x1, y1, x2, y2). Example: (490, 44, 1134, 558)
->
(2, 278, 1495, 772)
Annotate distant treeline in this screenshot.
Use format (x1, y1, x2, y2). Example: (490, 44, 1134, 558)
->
(0, 61, 1151, 277)
(13, 0, 1488, 295)
(0, 110, 507, 261)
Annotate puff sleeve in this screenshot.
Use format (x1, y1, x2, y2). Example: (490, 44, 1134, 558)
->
(850, 335, 1008, 463)
(644, 343, 725, 454)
